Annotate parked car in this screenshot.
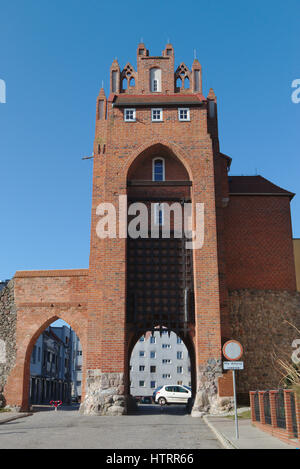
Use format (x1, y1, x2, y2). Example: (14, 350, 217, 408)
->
(140, 396, 152, 404)
(152, 386, 163, 400)
(154, 385, 192, 405)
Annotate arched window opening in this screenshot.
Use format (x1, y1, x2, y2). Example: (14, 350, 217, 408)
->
(122, 77, 128, 90)
(176, 77, 182, 89)
(130, 77, 135, 87)
(150, 68, 161, 92)
(29, 318, 82, 408)
(184, 77, 190, 89)
(152, 158, 165, 181)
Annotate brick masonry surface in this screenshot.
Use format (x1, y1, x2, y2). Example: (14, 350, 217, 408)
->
(229, 289, 300, 403)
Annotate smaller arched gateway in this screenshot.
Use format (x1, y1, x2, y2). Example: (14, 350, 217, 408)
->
(1, 270, 88, 411)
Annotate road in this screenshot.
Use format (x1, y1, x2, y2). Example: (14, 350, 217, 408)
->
(0, 404, 222, 449)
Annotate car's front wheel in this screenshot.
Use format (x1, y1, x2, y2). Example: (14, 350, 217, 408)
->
(158, 397, 167, 406)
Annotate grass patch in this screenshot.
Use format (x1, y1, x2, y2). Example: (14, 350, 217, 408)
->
(226, 410, 251, 420)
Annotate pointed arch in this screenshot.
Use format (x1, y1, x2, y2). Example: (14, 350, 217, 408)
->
(122, 139, 194, 183)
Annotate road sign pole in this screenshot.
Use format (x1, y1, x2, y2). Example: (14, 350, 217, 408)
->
(232, 369, 239, 439)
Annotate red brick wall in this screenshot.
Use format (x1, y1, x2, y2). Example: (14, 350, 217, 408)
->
(224, 195, 296, 290)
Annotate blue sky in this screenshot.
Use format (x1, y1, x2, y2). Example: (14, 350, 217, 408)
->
(0, 0, 299, 280)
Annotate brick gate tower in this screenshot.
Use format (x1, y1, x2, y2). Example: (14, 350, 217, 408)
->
(2, 43, 297, 415)
(80, 42, 233, 415)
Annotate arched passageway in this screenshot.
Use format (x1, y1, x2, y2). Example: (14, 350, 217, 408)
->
(28, 318, 83, 408)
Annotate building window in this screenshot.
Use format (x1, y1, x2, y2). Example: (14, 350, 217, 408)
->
(150, 336, 156, 344)
(139, 381, 145, 387)
(154, 203, 164, 226)
(178, 108, 190, 121)
(162, 359, 172, 364)
(150, 351, 156, 359)
(150, 366, 156, 373)
(151, 108, 163, 122)
(139, 365, 145, 372)
(177, 351, 183, 359)
(177, 381, 183, 385)
(150, 381, 156, 388)
(139, 351, 145, 357)
(98, 100, 104, 120)
(31, 346, 36, 364)
(150, 68, 161, 92)
(162, 374, 171, 379)
(162, 344, 171, 349)
(177, 366, 183, 374)
(152, 158, 165, 181)
(124, 108, 136, 122)
(193, 69, 200, 92)
(139, 336, 145, 342)
(177, 337, 182, 344)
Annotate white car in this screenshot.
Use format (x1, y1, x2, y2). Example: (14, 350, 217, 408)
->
(155, 385, 192, 405)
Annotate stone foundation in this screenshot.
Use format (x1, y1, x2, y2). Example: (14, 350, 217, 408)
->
(79, 371, 127, 416)
(0, 280, 17, 408)
(191, 359, 233, 416)
(229, 289, 300, 398)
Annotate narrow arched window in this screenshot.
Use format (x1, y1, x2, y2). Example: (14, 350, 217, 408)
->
(153, 158, 165, 181)
(150, 68, 161, 92)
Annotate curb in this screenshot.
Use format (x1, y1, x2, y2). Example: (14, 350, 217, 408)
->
(203, 415, 237, 449)
(0, 413, 33, 425)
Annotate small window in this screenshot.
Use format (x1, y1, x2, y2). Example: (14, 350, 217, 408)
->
(150, 336, 156, 344)
(177, 351, 183, 359)
(152, 158, 165, 181)
(139, 381, 145, 387)
(150, 351, 156, 359)
(177, 366, 183, 374)
(177, 337, 182, 344)
(139, 336, 145, 342)
(150, 381, 156, 388)
(150, 68, 161, 92)
(111, 71, 118, 93)
(193, 70, 200, 92)
(154, 203, 164, 226)
(162, 359, 172, 364)
(139, 351, 145, 357)
(139, 365, 145, 372)
(124, 108, 136, 122)
(98, 100, 104, 120)
(162, 344, 171, 349)
(162, 374, 171, 379)
(150, 366, 156, 373)
(151, 108, 163, 122)
(178, 108, 190, 121)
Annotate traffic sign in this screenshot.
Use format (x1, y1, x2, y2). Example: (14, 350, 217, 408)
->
(223, 361, 244, 370)
(222, 340, 243, 361)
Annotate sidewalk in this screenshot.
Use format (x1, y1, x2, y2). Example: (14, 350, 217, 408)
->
(204, 415, 297, 449)
(0, 411, 32, 425)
